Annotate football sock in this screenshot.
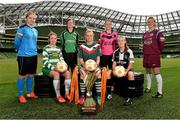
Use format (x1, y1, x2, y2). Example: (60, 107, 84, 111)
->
(146, 73, 152, 89)
(53, 80, 61, 97)
(106, 79, 112, 94)
(95, 78, 102, 96)
(65, 78, 71, 94)
(17, 78, 25, 96)
(79, 79, 86, 96)
(128, 80, 135, 98)
(26, 76, 33, 94)
(155, 74, 163, 94)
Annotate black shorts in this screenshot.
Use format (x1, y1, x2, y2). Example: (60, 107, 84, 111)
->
(62, 51, 77, 70)
(100, 55, 113, 69)
(17, 55, 37, 75)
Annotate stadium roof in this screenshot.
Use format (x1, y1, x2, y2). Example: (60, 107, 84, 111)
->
(1, 0, 180, 15)
(0, 1, 180, 38)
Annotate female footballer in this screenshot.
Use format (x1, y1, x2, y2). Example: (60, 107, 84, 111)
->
(15, 11, 38, 103)
(42, 32, 71, 103)
(143, 17, 164, 98)
(79, 29, 102, 105)
(99, 19, 118, 100)
(112, 35, 135, 105)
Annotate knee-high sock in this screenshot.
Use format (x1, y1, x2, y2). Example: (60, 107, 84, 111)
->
(155, 74, 163, 94)
(53, 80, 60, 97)
(128, 80, 135, 98)
(17, 78, 25, 96)
(65, 78, 71, 94)
(95, 78, 102, 97)
(79, 79, 86, 96)
(146, 73, 152, 89)
(106, 79, 112, 94)
(26, 76, 33, 94)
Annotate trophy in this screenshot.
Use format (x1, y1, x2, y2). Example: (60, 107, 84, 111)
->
(81, 71, 97, 115)
(80, 59, 98, 115)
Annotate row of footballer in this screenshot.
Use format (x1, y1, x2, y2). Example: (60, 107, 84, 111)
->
(14, 11, 164, 106)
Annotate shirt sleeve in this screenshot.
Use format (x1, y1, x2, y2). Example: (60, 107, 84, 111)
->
(97, 44, 101, 57)
(112, 51, 116, 62)
(157, 32, 165, 52)
(99, 33, 103, 48)
(114, 32, 118, 49)
(79, 45, 83, 59)
(42, 48, 55, 70)
(59, 49, 64, 61)
(60, 32, 64, 50)
(76, 32, 79, 48)
(128, 49, 134, 63)
(14, 28, 23, 50)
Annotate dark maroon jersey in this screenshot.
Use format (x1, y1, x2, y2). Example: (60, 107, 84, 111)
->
(143, 29, 165, 55)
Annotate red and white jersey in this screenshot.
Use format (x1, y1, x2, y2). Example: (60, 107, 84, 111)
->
(143, 29, 165, 55)
(99, 31, 118, 55)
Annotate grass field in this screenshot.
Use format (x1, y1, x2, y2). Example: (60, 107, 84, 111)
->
(0, 56, 180, 119)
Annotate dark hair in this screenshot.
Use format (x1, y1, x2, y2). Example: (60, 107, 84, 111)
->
(66, 17, 73, 24)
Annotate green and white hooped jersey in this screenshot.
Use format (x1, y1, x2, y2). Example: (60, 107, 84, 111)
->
(42, 45, 64, 70)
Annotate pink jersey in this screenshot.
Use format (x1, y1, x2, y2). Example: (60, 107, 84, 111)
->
(143, 29, 165, 55)
(99, 31, 118, 55)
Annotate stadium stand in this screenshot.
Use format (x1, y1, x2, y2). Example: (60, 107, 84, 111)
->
(0, 1, 179, 58)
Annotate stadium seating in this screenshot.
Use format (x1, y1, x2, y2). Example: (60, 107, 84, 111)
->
(1, 27, 180, 58)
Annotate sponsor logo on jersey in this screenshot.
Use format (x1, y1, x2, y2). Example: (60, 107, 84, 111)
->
(117, 61, 127, 65)
(103, 41, 113, 45)
(150, 33, 154, 37)
(65, 40, 76, 43)
(144, 38, 152, 45)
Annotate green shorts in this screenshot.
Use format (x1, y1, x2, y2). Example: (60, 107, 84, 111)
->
(42, 67, 51, 76)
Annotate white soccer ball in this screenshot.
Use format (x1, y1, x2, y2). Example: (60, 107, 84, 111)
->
(56, 61, 68, 73)
(113, 66, 126, 77)
(85, 59, 97, 72)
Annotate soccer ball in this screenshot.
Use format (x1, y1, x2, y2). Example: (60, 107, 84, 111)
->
(85, 59, 97, 72)
(56, 61, 68, 73)
(113, 66, 126, 77)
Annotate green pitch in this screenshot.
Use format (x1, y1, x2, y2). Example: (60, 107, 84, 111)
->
(0, 57, 180, 119)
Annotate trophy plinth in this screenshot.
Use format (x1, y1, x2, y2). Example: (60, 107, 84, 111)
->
(81, 106, 97, 115)
(80, 92, 97, 115)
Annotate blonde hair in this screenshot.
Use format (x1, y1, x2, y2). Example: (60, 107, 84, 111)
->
(48, 32, 57, 42)
(105, 19, 112, 24)
(118, 35, 126, 42)
(118, 35, 129, 51)
(25, 10, 37, 18)
(85, 29, 94, 36)
(147, 16, 156, 27)
(147, 16, 156, 22)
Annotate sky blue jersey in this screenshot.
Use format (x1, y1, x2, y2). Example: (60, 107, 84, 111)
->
(14, 24, 38, 57)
